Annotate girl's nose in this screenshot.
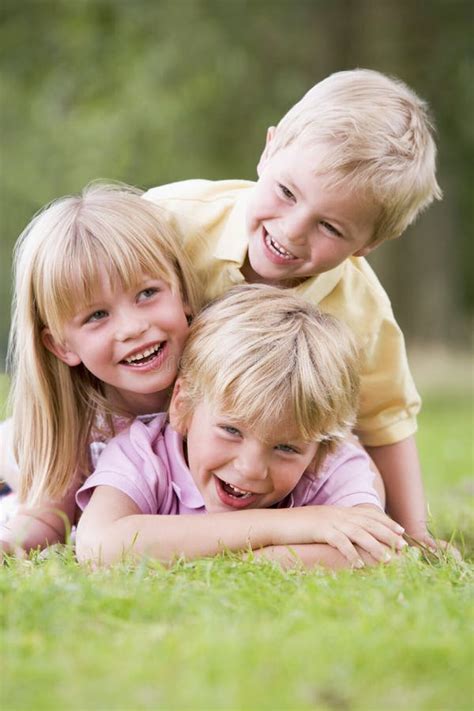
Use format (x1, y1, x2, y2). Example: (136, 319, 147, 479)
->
(115, 312, 149, 341)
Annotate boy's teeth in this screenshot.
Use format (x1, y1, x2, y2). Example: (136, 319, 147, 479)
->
(125, 343, 161, 364)
(265, 233, 295, 259)
(222, 480, 253, 498)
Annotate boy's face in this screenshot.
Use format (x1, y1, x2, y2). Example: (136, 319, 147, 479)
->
(170, 395, 318, 513)
(244, 135, 380, 284)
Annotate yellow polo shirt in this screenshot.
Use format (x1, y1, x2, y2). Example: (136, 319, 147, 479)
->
(144, 179, 421, 446)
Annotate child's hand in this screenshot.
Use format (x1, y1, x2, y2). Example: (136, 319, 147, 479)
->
(269, 505, 406, 567)
(403, 530, 462, 561)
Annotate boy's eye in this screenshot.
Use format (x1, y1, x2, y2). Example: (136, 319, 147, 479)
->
(278, 183, 295, 201)
(320, 220, 343, 238)
(219, 425, 242, 437)
(85, 309, 108, 324)
(275, 443, 299, 454)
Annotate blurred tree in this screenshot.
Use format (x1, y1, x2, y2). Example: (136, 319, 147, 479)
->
(0, 0, 472, 366)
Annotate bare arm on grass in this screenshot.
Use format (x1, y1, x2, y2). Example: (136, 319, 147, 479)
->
(76, 487, 405, 568)
(0, 486, 78, 558)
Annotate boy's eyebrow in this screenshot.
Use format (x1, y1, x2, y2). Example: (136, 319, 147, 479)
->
(280, 172, 300, 194)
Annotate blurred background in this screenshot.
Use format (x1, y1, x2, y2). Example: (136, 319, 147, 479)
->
(1, 0, 472, 376)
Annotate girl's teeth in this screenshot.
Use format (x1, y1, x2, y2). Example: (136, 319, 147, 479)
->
(125, 343, 161, 364)
(265, 234, 294, 259)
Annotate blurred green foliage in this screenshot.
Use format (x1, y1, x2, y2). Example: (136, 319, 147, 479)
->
(1, 0, 473, 365)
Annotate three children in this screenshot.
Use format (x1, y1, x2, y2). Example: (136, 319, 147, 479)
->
(2, 67, 445, 565)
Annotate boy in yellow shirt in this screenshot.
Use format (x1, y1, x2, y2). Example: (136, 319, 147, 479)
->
(144, 68, 442, 548)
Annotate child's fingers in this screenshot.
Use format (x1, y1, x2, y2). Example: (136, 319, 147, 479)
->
(355, 519, 407, 551)
(354, 508, 405, 535)
(341, 526, 396, 563)
(348, 509, 406, 549)
(324, 530, 366, 568)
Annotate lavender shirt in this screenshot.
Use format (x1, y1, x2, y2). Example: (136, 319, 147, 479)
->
(77, 414, 382, 513)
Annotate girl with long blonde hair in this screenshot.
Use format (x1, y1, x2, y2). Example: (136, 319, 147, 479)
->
(0, 183, 202, 554)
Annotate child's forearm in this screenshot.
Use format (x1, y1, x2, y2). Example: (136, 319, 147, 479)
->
(0, 490, 78, 556)
(0, 508, 70, 555)
(76, 487, 404, 566)
(251, 544, 380, 570)
(77, 510, 274, 565)
(366, 435, 428, 537)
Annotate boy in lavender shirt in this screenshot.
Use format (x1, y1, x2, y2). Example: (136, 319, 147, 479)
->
(76, 286, 406, 570)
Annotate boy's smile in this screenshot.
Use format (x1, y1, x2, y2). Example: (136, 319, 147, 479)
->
(244, 141, 380, 285)
(173, 398, 318, 513)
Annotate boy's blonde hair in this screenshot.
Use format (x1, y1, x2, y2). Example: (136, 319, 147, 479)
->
(269, 68, 442, 244)
(176, 284, 360, 456)
(8, 182, 203, 505)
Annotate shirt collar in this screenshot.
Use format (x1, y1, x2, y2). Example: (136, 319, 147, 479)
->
(163, 425, 205, 510)
(291, 263, 345, 304)
(213, 186, 253, 265)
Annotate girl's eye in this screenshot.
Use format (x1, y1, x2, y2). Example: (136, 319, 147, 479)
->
(320, 220, 343, 238)
(85, 309, 108, 324)
(138, 287, 159, 301)
(275, 443, 299, 454)
(278, 183, 295, 201)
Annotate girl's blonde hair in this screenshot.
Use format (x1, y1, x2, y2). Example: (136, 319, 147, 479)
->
(8, 182, 202, 505)
(269, 68, 442, 244)
(176, 284, 360, 457)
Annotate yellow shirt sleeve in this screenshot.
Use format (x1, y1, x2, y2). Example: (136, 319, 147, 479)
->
(309, 258, 421, 447)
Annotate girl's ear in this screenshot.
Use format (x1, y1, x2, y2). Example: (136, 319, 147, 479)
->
(169, 378, 189, 435)
(41, 328, 82, 367)
(256, 126, 276, 176)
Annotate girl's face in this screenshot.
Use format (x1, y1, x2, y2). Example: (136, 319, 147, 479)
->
(44, 272, 191, 414)
(171, 394, 318, 512)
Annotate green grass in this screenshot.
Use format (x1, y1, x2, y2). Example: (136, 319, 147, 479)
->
(1, 374, 473, 710)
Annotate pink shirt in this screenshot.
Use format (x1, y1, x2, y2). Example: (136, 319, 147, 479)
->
(76, 414, 382, 513)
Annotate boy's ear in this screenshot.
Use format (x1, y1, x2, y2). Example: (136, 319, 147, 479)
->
(41, 328, 82, 367)
(353, 243, 378, 258)
(257, 126, 276, 176)
(169, 379, 189, 435)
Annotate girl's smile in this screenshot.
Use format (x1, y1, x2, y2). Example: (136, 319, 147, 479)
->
(45, 273, 190, 414)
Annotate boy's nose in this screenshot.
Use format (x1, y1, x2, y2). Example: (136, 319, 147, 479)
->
(233, 444, 268, 481)
(284, 208, 312, 245)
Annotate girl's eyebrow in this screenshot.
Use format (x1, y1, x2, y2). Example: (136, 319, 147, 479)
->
(72, 299, 106, 319)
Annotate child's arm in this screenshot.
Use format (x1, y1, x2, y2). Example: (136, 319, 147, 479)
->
(366, 435, 430, 542)
(0, 489, 77, 557)
(251, 543, 377, 570)
(250, 505, 396, 570)
(75, 485, 404, 567)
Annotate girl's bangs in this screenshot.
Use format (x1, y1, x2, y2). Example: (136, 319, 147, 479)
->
(39, 223, 176, 337)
